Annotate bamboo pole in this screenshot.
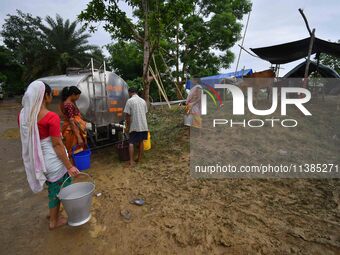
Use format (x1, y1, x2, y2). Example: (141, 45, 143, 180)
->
(159, 52, 184, 99)
(152, 55, 167, 98)
(149, 66, 171, 108)
(235, 11, 251, 74)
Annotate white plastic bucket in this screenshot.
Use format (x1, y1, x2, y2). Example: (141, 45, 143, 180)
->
(184, 114, 193, 126)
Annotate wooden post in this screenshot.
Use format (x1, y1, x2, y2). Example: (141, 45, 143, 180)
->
(303, 29, 315, 88)
(299, 8, 312, 36)
(313, 52, 321, 99)
(315, 52, 321, 72)
(235, 11, 251, 74)
(299, 9, 315, 89)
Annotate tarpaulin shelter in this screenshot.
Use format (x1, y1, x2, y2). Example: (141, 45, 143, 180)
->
(200, 69, 252, 86)
(245, 9, 340, 94)
(185, 69, 252, 90)
(283, 60, 340, 95)
(251, 37, 340, 65)
(284, 61, 340, 78)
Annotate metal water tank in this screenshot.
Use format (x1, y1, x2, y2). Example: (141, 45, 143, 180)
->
(37, 69, 129, 147)
(38, 70, 129, 126)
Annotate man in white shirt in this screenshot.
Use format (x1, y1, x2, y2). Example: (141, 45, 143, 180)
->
(123, 87, 149, 166)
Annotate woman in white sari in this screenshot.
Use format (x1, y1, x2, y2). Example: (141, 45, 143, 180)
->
(19, 81, 80, 230)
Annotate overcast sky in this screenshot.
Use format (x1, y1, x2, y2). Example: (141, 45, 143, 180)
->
(0, 0, 339, 76)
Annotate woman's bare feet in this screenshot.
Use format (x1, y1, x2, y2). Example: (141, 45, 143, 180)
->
(49, 216, 67, 230)
(46, 207, 64, 220)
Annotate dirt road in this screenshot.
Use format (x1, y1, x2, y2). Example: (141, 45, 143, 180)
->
(0, 99, 339, 255)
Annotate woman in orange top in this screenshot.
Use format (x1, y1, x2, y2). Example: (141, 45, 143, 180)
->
(60, 86, 87, 156)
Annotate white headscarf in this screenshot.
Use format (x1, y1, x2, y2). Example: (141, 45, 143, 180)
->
(19, 81, 47, 193)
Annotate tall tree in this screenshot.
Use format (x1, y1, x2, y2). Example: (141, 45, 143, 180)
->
(40, 14, 100, 74)
(162, 0, 251, 81)
(1, 11, 101, 83)
(79, 0, 251, 102)
(79, 0, 193, 103)
(106, 41, 143, 80)
(1, 10, 45, 82)
(107, 41, 176, 100)
(0, 45, 24, 95)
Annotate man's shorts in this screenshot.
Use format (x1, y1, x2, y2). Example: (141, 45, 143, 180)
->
(129, 131, 148, 145)
(46, 173, 71, 209)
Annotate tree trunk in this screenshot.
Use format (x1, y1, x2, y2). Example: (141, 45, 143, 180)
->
(181, 60, 187, 89)
(180, 47, 190, 91)
(143, 40, 151, 104)
(142, 0, 151, 105)
(175, 22, 182, 99)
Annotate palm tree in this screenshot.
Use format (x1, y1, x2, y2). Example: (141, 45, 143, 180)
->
(39, 15, 101, 74)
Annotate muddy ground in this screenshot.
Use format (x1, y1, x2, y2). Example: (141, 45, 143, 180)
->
(0, 98, 339, 255)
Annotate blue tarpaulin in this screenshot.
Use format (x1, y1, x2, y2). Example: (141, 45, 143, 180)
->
(185, 69, 253, 90)
(185, 79, 192, 90)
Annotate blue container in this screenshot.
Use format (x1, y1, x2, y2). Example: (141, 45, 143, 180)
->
(72, 148, 91, 171)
